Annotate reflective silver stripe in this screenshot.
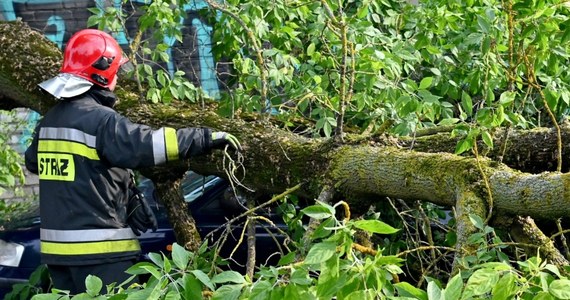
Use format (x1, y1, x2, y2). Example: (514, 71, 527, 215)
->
(39, 127, 96, 148)
(41, 228, 137, 242)
(152, 128, 167, 164)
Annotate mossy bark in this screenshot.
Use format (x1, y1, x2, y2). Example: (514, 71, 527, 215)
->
(510, 216, 569, 266)
(453, 189, 487, 272)
(152, 179, 202, 251)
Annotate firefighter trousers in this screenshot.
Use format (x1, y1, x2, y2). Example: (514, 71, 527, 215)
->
(47, 260, 137, 295)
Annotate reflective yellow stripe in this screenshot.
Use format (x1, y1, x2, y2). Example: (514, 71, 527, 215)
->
(38, 140, 99, 160)
(164, 127, 179, 162)
(41, 240, 140, 255)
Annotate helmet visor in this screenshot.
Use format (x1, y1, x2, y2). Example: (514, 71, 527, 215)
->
(117, 54, 134, 78)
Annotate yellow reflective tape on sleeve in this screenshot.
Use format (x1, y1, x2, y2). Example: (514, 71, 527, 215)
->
(38, 140, 99, 160)
(38, 153, 75, 181)
(164, 127, 179, 162)
(41, 240, 141, 255)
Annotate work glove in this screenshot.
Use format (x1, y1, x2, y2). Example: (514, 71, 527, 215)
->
(210, 131, 242, 151)
(127, 186, 158, 236)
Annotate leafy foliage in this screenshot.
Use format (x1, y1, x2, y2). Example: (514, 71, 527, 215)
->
(0, 110, 26, 198)
(86, 0, 570, 146)
(19, 201, 570, 299)
(208, 0, 570, 143)
(87, 2, 203, 104)
(0, 110, 32, 229)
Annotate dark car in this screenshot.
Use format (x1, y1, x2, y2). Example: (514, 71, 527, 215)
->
(0, 172, 290, 297)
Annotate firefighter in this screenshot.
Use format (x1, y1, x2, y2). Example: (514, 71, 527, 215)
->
(24, 29, 241, 294)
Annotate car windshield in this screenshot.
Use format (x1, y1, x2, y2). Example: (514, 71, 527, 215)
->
(181, 171, 221, 203)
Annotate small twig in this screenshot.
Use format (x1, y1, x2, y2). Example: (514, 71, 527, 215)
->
(522, 49, 563, 172)
(556, 219, 570, 260)
(416, 202, 436, 261)
(396, 246, 457, 258)
(203, 184, 302, 242)
(222, 146, 254, 192)
(473, 139, 494, 224)
(333, 200, 351, 223)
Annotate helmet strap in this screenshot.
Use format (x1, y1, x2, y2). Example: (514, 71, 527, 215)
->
(91, 74, 109, 86)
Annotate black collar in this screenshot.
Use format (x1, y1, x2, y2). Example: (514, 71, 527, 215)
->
(86, 88, 117, 108)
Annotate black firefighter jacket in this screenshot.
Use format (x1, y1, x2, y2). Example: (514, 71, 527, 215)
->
(25, 89, 212, 266)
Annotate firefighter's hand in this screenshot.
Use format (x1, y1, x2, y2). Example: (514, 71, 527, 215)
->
(211, 131, 242, 151)
(127, 188, 158, 236)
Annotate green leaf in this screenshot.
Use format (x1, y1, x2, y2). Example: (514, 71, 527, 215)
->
(442, 273, 462, 300)
(249, 280, 272, 300)
(323, 121, 332, 137)
(419, 77, 433, 89)
(290, 268, 313, 285)
(317, 255, 342, 298)
(148, 252, 164, 267)
(477, 15, 490, 33)
(461, 92, 473, 117)
(141, 265, 162, 280)
(430, 68, 441, 76)
(304, 242, 337, 265)
(394, 282, 428, 300)
(549, 279, 570, 299)
(85, 275, 103, 297)
(143, 64, 153, 76)
(357, 4, 369, 18)
(164, 291, 181, 300)
(344, 290, 368, 300)
(427, 281, 442, 300)
(499, 91, 516, 105)
(212, 284, 242, 300)
(181, 274, 203, 300)
(455, 137, 473, 154)
(469, 214, 485, 230)
(163, 253, 172, 273)
(302, 205, 333, 220)
(27, 295, 59, 300)
(307, 43, 316, 56)
(353, 219, 399, 234)
(159, 51, 170, 63)
(191, 270, 215, 291)
(278, 252, 296, 266)
(544, 264, 562, 278)
(87, 15, 101, 27)
(492, 272, 517, 300)
(211, 271, 246, 284)
(481, 131, 494, 149)
(533, 292, 556, 300)
(376, 256, 405, 266)
(545, 89, 560, 110)
(464, 268, 499, 297)
(284, 284, 303, 299)
(126, 262, 156, 275)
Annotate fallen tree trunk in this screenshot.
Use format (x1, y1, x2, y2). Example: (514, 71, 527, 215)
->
(2, 21, 569, 266)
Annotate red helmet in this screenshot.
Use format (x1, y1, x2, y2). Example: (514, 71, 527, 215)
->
(61, 29, 128, 90)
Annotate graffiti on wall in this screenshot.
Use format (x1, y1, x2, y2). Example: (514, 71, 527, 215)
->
(1, 0, 222, 150)
(0, 0, 220, 97)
